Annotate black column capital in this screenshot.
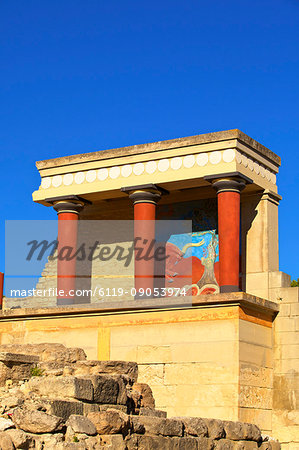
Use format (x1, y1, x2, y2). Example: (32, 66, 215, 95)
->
(204, 172, 252, 194)
(211, 178, 246, 194)
(53, 201, 85, 215)
(45, 195, 91, 215)
(121, 184, 169, 205)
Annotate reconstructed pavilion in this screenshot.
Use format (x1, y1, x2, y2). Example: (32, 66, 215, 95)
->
(0, 130, 298, 446)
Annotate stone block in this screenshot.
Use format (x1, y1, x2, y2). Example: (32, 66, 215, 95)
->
(138, 364, 164, 386)
(239, 386, 272, 409)
(5, 428, 33, 449)
(169, 436, 199, 449)
(0, 418, 14, 432)
(0, 357, 37, 386)
(86, 375, 119, 404)
(87, 409, 130, 435)
(196, 438, 215, 450)
(202, 418, 225, 439)
(133, 434, 172, 450)
(12, 408, 63, 433)
(233, 442, 258, 449)
(290, 303, 299, 316)
(0, 432, 14, 450)
(99, 404, 128, 413)
(98, 434, 127, 449)
(239, 342, 273, 368)
(47, 399, 84, 421)
(240, 320, 273, 349)
(130, 415, 183, 437)
(0, 352, 39, 364)
(240, 363, 273, 388)
(66, 415, 97, 436)
(223, 421, 247, 440)
(132, 383, 155, 409)
(0, 343, 86, 365)
(71, 360, 138, 382)
(214, 440, 234, 450)
(139, 407, 167, 418)
(172, 417, 208, 437)
(27, 376, 94, 401)
(259, 443, 281, 450)
(164, 362, 238, 386)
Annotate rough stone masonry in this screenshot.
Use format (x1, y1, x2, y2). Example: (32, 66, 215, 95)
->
(0, 343, 281, 449)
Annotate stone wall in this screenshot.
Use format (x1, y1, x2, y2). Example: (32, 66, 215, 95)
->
(0, 294, 278, 436)
(271, 287, 299, 448)
(0, 343, 281, 449)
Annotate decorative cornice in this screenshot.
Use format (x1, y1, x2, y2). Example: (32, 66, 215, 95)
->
(38, 149, 277, 193)
(36, 129, 281, 170)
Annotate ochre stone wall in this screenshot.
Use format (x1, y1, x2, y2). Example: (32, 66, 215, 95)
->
(0, 299, 275, 436)
(272, 287, 299, 448)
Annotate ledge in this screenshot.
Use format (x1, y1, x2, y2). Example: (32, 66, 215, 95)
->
(36, 129, 281, 170)
(0, 292, 279, 321)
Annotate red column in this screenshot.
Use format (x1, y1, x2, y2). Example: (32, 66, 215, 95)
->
(122, 185, 166, 298)
(0, 272, 4, 309)
(53, 200, 84, 305)
(212, 178, 246, 293)
(133, 199, 156, 296)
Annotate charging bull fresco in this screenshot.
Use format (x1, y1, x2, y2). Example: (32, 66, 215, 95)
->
(157, 199, 220, 295)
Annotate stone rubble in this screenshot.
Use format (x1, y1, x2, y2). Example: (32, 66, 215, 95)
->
(0, 343, 281, 449)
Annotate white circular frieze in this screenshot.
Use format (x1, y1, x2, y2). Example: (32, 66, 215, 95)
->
(183, 155, 195, 168)
(265, 169, 271, 181)
(196, 153, 208, 166)
(133, 163, 144, 176)
(109, 166, 120, 179)
(223, 149, 235, 163)
(270, 172, 276, 184)
(145, 161, 157, 174)
(209, 151, 222, 165)
(248, 159, 254, 171)
(170, 157, 182, 170)
(253, 162, 260, 174)
(121, 165, 132, 177)
(97, 168, 108, 181)
(52, 175, 62, 188)
(158, 159, 170, 172)
(41, 177, 51, 189)
(236, 151, 242, 164)
(63, 173, 74, 186)
(74, 172, 85, 184)
(241, 154, 248, 167)
(86, 170, 97, 183)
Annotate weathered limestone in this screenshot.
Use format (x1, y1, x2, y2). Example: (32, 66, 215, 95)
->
(0, 344, 281, 449)
(12, 408, 63, 433)
(28, 375, 94, 401)
(87, 409, 130, 435)
(0, 352, 39, 386)
(66, 415, 97, 436)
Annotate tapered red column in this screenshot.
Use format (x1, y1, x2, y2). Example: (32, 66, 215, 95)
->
(212, 177, 246, 293)
(122, 184, 167, 298)
(53, 200, 84, 305)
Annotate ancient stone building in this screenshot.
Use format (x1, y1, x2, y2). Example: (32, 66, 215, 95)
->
(0, 130, 298, 448)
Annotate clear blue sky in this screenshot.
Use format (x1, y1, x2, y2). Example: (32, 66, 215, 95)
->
(0, 0, 298, 279)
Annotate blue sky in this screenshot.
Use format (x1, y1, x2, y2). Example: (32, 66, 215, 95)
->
(0, 0, 298, 279)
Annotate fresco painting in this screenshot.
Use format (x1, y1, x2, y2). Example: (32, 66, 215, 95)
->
(157, 199, 220, 295)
